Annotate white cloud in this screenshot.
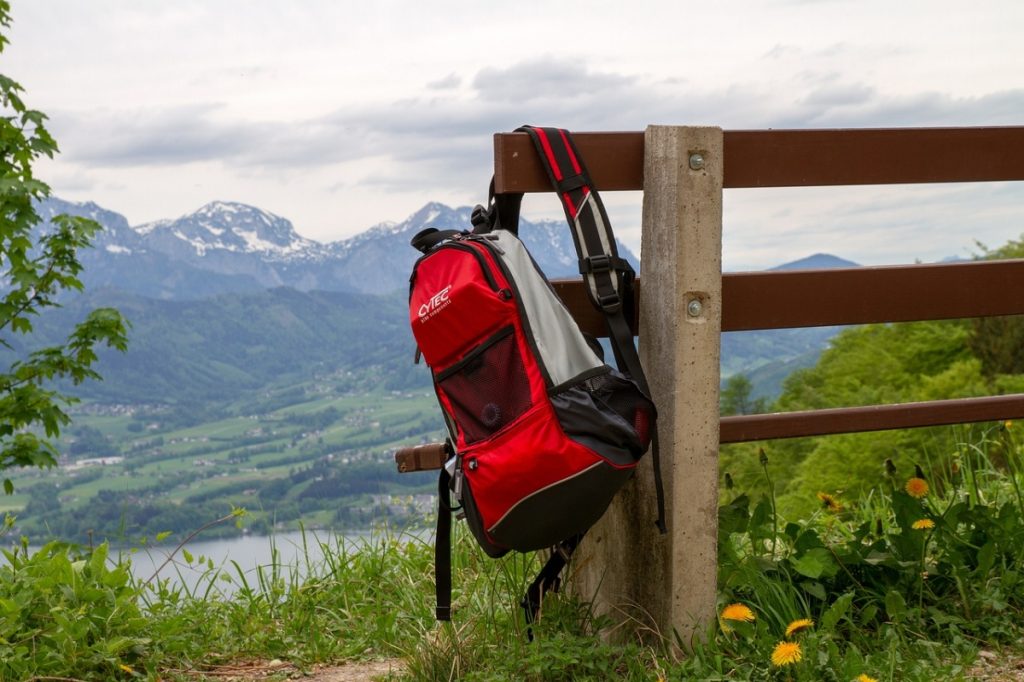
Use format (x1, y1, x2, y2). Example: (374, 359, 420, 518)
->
(5, 0, 1023, 265)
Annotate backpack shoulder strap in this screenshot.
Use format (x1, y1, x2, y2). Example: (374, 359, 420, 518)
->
(516, 125, 667, 535)
(515, 126, 631, 315)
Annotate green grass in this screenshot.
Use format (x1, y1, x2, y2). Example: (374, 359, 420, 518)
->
(5, 425, 1024, 680)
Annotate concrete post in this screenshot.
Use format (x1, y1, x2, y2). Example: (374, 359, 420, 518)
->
(574, 126, 723, 648)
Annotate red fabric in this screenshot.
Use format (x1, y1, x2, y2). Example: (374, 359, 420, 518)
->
(460, 402, 623, 533)
(412, 236, 637, 546)
(533, 127, 579, 218)
(410, 244, 512, 367)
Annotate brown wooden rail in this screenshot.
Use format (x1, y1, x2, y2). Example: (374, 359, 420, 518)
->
(552, 258, 1024, 337)
(494, 127, 1024, 192)
(720, 395, 1024, 443)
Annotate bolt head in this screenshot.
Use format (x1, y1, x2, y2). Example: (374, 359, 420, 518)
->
(687, 299, 703, 317)
(689, 153, 705, 171)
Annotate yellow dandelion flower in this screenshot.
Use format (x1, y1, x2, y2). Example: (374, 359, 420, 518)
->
(719, 603, 755, 632)
(785, 618, 814, 637)
(816, 492, 843, 513)
(771, 641, 803, 666)
(119, 663, 135, 673)
(905, 477, 929, 498)
(720, 603, 756, 622)
(1006, 420, 1013, 429)
(856, 675, 879, 682)
(912, 518, 935, 530)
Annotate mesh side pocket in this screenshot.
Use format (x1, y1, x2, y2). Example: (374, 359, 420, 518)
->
(587, 370, 656, 453)
(436, 327, 532, 444)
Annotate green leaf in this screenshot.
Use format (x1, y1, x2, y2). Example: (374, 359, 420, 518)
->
(975, 540, 996, 577)
(2, 479, 11, 495)
(885, 590, 907, 621)
(718, 494, 749, 536)
(182, 548, 194, 564)
(821, 592, 854, 631)
(801, 580, 826, 600)
(790, 548, 838, 579)
(89, 542, 109, 577)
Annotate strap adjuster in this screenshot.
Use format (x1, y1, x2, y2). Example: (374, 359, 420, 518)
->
(470, 204, 492, 232)
(580, 254, 612, 274)
(597, 291, 621, 311)
(557, 173, 587, 193)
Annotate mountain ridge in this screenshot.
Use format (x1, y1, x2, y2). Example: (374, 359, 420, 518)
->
(40, 197, 638, 298)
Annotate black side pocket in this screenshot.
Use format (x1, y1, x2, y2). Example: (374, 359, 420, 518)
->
(550, 368, 656, 466)
(436, 327, 532, 444)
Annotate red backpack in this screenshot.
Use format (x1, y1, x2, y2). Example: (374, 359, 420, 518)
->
(408, 126, 665, 623)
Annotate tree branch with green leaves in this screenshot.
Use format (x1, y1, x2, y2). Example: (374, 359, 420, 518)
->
(0, 0, 128, 493)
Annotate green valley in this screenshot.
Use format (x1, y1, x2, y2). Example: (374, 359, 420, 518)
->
(8, 377, 444, 543)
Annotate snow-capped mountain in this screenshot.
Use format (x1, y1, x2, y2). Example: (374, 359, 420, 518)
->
(36, 197, 639, 299)
(136, 201, 324, 260)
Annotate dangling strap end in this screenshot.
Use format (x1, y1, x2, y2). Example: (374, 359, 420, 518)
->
(436, 606, 452, 621)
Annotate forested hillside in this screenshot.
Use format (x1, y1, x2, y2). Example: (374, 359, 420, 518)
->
(0, 288, 426, 407)
(721, 235, 1024, 516)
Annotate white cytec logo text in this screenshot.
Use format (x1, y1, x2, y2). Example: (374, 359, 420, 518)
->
(418, 285, 452, 321)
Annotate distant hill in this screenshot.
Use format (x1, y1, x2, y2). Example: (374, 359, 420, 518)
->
(723, 252, 860, 402)
(771, 253, 859, 270)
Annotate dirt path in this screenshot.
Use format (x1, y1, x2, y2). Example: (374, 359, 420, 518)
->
(178, 649, 1024, 680)
(968, 649, 1024, 681)
(172, 658, 405, 681)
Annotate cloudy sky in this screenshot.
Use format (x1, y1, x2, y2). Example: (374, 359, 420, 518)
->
(5, 1, 1023, 269)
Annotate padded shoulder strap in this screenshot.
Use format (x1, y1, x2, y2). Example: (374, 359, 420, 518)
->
(516, 126, 630, 315)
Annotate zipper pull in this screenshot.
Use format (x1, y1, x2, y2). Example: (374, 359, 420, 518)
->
(452, 468, 464, 499)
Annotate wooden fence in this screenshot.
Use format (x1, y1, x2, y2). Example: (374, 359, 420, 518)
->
(493, 125, 1024, 643)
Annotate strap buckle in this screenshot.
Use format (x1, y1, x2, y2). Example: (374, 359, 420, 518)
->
(580, 254, 612, 274)
(470, 204, 492, 232)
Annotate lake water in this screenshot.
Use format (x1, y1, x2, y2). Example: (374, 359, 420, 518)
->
(17, 527, 430, 596)
(125, 530, 362, 594)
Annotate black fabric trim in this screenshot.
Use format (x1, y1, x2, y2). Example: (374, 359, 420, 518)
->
(488, 460, 633, 552)
(412, 228, 463, 254)
(460, 476, 509, 558)
(436, 469, 453, 621)
(522, 533, 583, 633)
(547, 364, 611, 395)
